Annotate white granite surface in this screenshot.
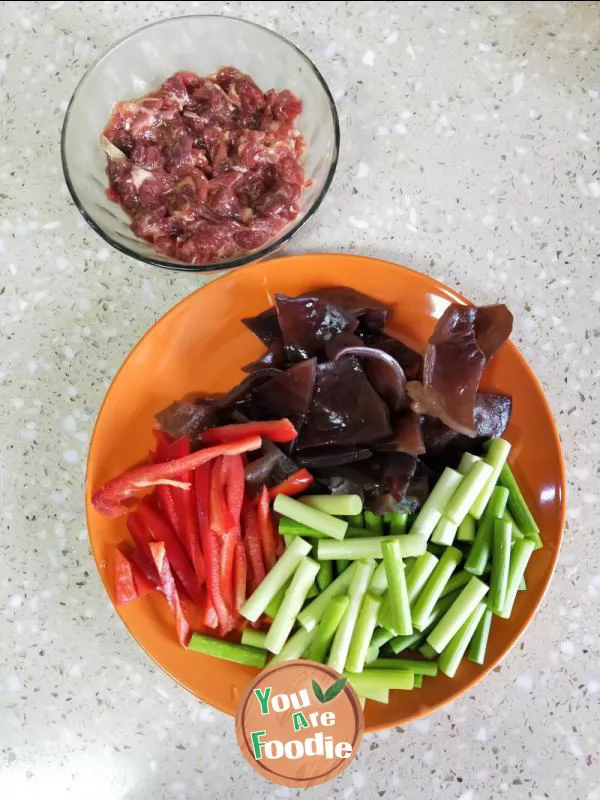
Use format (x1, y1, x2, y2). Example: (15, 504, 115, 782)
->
(1, 1, 599, 798)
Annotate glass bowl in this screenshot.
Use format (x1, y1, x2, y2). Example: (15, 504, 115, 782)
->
(61, 15, 340, 272)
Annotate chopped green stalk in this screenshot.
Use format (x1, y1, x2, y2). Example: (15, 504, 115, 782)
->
(265, 557, 321, 654)
(503, 509, 524, 540)
(307, 596, 349, 663)
(348, 513, 365, 528)
(411, 546, 462, 631)
(346, 526, 373, 538)
(488, 518, 512, 614)
(440, 569, 479, 599)
(306, 581, 319, 599)
(363, 510, 384, 534)
(241, 537, 312, 622)
(344, 669, 414, 692)
(369, 561, 388, 596)
(365, 645, 380, 664)
(414, 673, 424, 688)
(405, 552, 439, 603)
(345, 676, 389, 703)
(457, 452, 481, 475)
(346, 593, 382, 672)
(316, 559, 333, 592)
(188, 633, 267, 668)
(427, 576, 489, 653)
(409, 468, 463, 539)
(519, 575, 527, 591)
(372, 658, 438, 677)
(389, 512, 408, 536)
(328, 560, 375, 674)
(370, 627, 394, 651)
(470, 438, 512, 520)
(457, 515, 476, 543)
(467, 607, 493, 664)
(497, 460, 542, 545)
(241, 629, 268, 649)
(265, 583, 287, 618)
(438, 602, 486, 677)
(317, 534, 426, 561)
(279, 518, 327, 539)
(499, 539, 535, 619)
(464, 486, 509, 576)
(269, 626, 316, 665)
(273, 494, 348, 540)
(418, 642, 438, 660)
(300, 494, 363, 516)
(381, 539, 412, 635)
(389, 590, 461, 653)
(283, 534, 293, 549)
(336, 559, 350, 575)
(431, 516, 458, 545)
(444, 461, 494, 526)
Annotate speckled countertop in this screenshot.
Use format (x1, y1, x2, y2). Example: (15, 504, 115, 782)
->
(1, 1, 599, 798)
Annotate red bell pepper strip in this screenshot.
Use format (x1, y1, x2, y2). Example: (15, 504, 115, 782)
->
(202, 588, 219, 629)
(209, 457, 234, 535)
(117, 543, 157, 597)
(92, 435, 262, 517)
(257, 485, 278, 571)
(219, 533, 236, 611)
(114, 547, 139, 605)
(233, 540, 247, 611)
(148, 541, 191, 646)
(242, 501, 265, 591)
(151, 433, 190, 541)
(126, 512, 160, 583)
(267, 468, 314, 500)
(199, 418, 297, 445)
(136, 496, 205, 608)
(222, 454, 245, 535)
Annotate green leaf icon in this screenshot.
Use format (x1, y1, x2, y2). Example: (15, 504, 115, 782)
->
(312, 679, 325, 703)
(323, 677, 347, 703)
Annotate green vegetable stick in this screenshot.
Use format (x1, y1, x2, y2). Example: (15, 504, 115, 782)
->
(336, 559, 350, 575)
(348, 513, 364, 528)
(345, 677, 389, 704)
(488, 518, 512, 614)
(317, 559, 334, 592)
(414, 673, 424, 688)
(369, 561, 388, 596)
(457, 452, 481, 475)
(503, 508, 524, 541)
(389, 590, 461, 653)
(470, 438, 512, 520)
(240, 628, 268, 649)
(464, 486, 509, 575)
(298, 562, 357, 632)
(389, 512, 408, 536)
(279, 518, 327, 539)
(410, 468, 463, 539)
(299, 494, 363, 516)
(265, 583, 287, 618)
(519, 575, 527, 591)
(411, 546, 462, 631)
(273, 494, 348, 540)
(346, 593, 382, 673)
(499, 539, 535, 619)
(438, 603, 487, 677)
(306, 581, 319, 599)
(241, 537, 312, 622)
(440, 569, 480, 599)
(317, 534, 427, 561)
(427, 576, 489, 653)
(381, 539, 412, 635)
(346, 526, 374, 538)
(344, 669, 414, 692)
(372, 658, 438, 677)
(467, 607, 493, 665)
(444, 460, 494, 526)
(265, 557, 321, 654)
(307, 595, 349, 663)
(328, 560, 376, 674)
(366, 628, 394, 664)
(497, 460, 542, 545)
(269, 626, 316, 665)
(405, 552, 439, 602)
(363, 510, 384, 534)
(418, 642, 438, 660)
(188, 634, 267, 668)
(431, 516, 458, 546)
(457, 515, 476, 543)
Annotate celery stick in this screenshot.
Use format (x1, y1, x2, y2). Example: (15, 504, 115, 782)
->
(241, 629, 267, 649)
(519, 576, 527, 591)
(503, 508, 524, 541)
(488, 518, 512, 614)
(381, 539, 412, 636)
(346, 526, 373, 538)
(431, 516, 458, 546)
(411, 546, 462, 631)
(368, 627, 395, 661)
(306, 581, 319, 599)
(364, 511, 384, 534)
(389, 512, 408, 536)
(241, 537, 312, 622)
(389, 590, 460, 653)
(328, 560, 375, 674)
(336, 559, 350, 575)
(345, 669, 414, 692)
(269, 626, 316, 665)
(464, 486, 509, 576)
(317, 534, 426, 561)
(414, 673, 424, 688)
(265, 583, 287, 618)
(279, 518, 327, 539)
(438, 603, 487, 677)
(188, 634, 267, 668)
(346, 593, 382, 672)
(348, 513, 364, 528)
(440, 569, 477, 599)
(265, 557, 321, 654)
(307, 595, 349, 663)
(345, 677, 389, 703)
(405, 552, 439, 602)
(317, 559, 333, 592)
(418, 642, 438, 660)
(369, 561, 388, 596)
(467, 607, 493, 664)
(410, 468, 463, 539)
(497, 461, 542, 545)
(457, 452, 481, 475)
(470, 438, 512, 520)
(300, 494, 363, 516)
(499, 539, 535, 619)
(372, 658, 438, 677)
(457, 515, 476, 543)
(444, 461, 494, 526)
(298, 562, 357, 632)
(274, 494, 348, 540)
(427, 576, 489, 653)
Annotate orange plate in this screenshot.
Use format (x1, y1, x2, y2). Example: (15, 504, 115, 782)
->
(86, 253, 565, 732)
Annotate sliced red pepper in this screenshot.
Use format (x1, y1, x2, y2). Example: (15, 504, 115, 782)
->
(114, 547, 139, 605)
(151, 434, 190, 541)
(202, 589, 219, 629)
(92, 434, 262, 517)
(199, 418, 297, 445)
(257, 485, 278, 571)
(222, 454, 245, 535)
(148, 541, 191, 646)
(242, 501, 265, 591)
(117, 542, 158, 596)
(209, 457, 234, 535)
(267, 468, 314, 500)
(233, 539, 247, 611)
(136, 496, 205, 608)
(126, 512, 160, 583)
(219, 533, 236, 610)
